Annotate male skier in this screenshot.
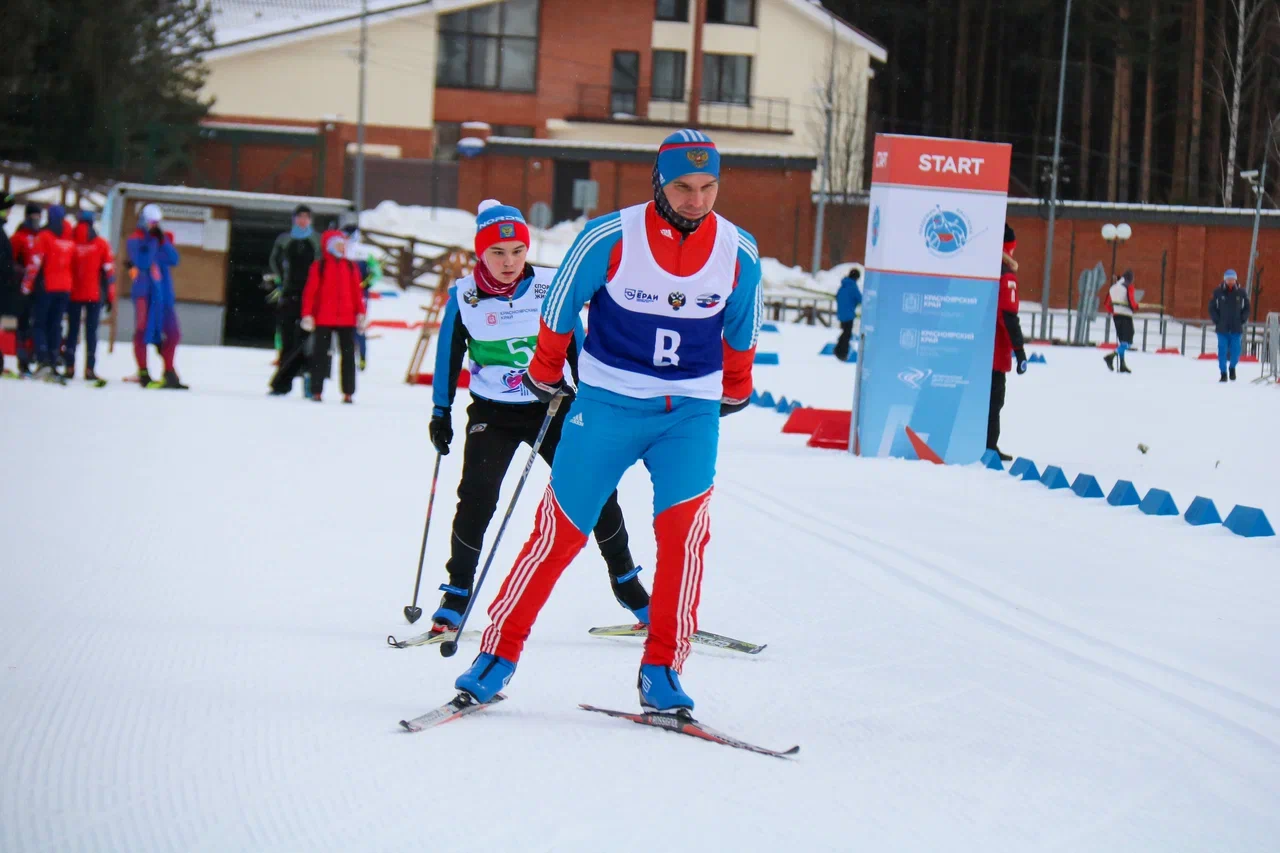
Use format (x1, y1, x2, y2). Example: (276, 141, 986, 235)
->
(452, 129, 764, 714)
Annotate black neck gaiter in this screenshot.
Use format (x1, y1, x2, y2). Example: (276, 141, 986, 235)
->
(652, 163, 708, 236)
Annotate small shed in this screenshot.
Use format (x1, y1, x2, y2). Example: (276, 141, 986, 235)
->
(100, 184, 355, 347)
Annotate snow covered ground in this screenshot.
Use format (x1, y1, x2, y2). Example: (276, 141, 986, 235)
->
(3, 306, 1279, 851)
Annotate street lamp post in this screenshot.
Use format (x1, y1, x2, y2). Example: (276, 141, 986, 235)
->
(809, 0, 837, 276)
(1242, 163, 1267, 306)
(354, 0, 369, 214)
(1101, 222, 1132, 287)
(1040, 0, 1074, 333)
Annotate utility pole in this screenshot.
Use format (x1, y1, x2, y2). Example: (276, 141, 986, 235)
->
(1040, 0, 1073, 332)
(354, 0, 369, 212)
(810, 4, 837, 275)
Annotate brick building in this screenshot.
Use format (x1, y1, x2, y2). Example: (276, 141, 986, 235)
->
(196, 0, 886, 260)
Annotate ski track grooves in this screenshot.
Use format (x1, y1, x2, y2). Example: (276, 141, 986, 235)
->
(721, 477, 1280, 764)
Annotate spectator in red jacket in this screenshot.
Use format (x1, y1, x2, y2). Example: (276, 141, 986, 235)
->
(301, 230, 366, 403)
(22, 204, 77, 380)
(988, 223, 1029, 461)
(12, 203, 44, 375)
(66, 210, 115, 381)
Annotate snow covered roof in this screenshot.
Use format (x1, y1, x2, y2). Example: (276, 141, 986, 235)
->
(107, 183, 355, 215)
(208, 0, 495, 54)
(490, 135, 809, 161)
(785, 1, 887, 62)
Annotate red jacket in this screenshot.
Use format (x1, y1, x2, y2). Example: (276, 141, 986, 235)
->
(72, 223, 115, 303)
(302, 238, 365, 328)
(993, 239, 1020, 372)
(26, 225, 76, 294)
(13, 225, 40, 271)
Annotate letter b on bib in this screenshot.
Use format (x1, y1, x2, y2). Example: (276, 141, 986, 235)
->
(653, 329, 681, 367)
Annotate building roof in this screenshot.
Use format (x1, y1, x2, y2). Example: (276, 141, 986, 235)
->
(486, 136, 818, 171)
(785, 1, 887, 62)
(108, 183, 355, 215)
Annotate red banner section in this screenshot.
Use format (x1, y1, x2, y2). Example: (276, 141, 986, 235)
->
(872, 135, 1012, 194)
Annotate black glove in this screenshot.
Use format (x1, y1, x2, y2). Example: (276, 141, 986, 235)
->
(429, 406, 453, 455)
(1015, 348, 1029, 375)
(522, 370, 574, 404)
(720, 395, 750, 417)
(149, 225, 164, 240)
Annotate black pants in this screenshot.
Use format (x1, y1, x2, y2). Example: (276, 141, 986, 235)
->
(987, 369, 1007, 451)
(312, 327, 355, 397)
(269, 297, 308, 393)
(15, 292, 33, 371)
(445, 396, 632, 590)
(834, 319, 854, 360)
(1113, 315, 1135, 346)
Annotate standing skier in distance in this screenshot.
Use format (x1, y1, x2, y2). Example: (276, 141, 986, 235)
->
(12, 203, 44, 375)
(1103, 269, 1138, 374)
(427, 200, 650, 634)
(451, 129, 763, 715)
(833, 267, 861, 361)
(128, 204, 187, 389)
(267, 204, 321, 395)
(0, 194, 16, 377)
(66, 210, 115, 382)
(988, 223, 1028, 462)
(1208, 269, 1249, 382)
(300, 229, 365, 403)
(22, 204, 76, 381)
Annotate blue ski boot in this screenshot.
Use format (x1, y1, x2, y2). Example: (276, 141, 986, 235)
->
(609, 562, 650, 625)
(431, 583, 471, 631)
(455, 653, 516, 704)
(638, 664, 694, 714)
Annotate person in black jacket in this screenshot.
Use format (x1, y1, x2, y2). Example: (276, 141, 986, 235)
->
(267, 204, 322, 395)
(0, 194, 16, 376)
(1209, 269, 1250, 382)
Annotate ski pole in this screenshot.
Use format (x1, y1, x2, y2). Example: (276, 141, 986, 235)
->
(440, 393, 565, 658)
(403, 451, 444, 623)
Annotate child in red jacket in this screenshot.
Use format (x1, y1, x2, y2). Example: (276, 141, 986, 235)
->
(301, 230, 365, 403)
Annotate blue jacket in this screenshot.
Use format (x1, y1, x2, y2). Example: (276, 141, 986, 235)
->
(1208, 282, 1249, 334)
(836, 275, 862, 322)
(127, 227, 181, 345)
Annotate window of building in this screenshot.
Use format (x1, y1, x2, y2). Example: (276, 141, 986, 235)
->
(611, 51, 640, 116)
(656, 0, 689, 22)
(706, 0, 755, 26)
(702, 54, 751, 105)
(437, 0, 539, 92)
(493, 125, 536, 138)
(651, 50, 686, 102)
(434, 121, 461, 161)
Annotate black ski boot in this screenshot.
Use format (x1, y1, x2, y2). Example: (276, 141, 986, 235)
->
(1220, 371, 1229, 383)
(1103, 352, 1116, 371)
(160, 370, 189, 390)
(609, 559, 651, 624)
(1118, 357, 1132, 374)
(1229, 367, 1237, 381)
(138, 368, 153, 387)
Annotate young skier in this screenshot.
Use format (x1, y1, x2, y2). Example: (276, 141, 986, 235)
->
(1103, 270, 1138, 374)
(300, 229, 365, 403)
(127, 204, 187, 389)
(66, 210, 115, 381)
(21, 204, 76, 381)
(427, 200, 650, 634)
(450, 130, 763, 714)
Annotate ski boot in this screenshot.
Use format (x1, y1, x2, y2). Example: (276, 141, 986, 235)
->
(342, 394, 353, 404)
(1220, 371, 1228, 383)
(993, 448, 1013, 463)
(638, 664, 694, 714)
(84, 367, 98, 383)
(431, 584, 472, 632)
(1103, 352, 1116, 371)
(311, 394, 323, 402)
(1229, 367, 1237, 381)
(455, 653, 516, 704)
(157, 370, 189, 390)
(1118, 358, 1132, 374)
(138, 368, 153, 388)
(609, 561, 650, 625)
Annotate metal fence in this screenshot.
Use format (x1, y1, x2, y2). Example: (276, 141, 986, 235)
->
(1260, 313, 1280, 383)
(1016, 309, 1273, 359)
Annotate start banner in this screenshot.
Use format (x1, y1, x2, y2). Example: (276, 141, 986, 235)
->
(854, 134, 1012, 464)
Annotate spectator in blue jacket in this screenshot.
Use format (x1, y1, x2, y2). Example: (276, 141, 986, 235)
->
(1209, 269, 1250, 382)
(127, 204, 187, 389)
(833, 267, 862, 361)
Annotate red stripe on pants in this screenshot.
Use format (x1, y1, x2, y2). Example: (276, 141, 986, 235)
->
(643, 488, 713, 672)
(480, 487, 588, 663)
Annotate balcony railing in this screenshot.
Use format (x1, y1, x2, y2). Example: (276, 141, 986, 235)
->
(571, 84, 791, 133)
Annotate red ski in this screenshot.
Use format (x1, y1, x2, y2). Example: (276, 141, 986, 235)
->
(579, 704, 798, 759)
